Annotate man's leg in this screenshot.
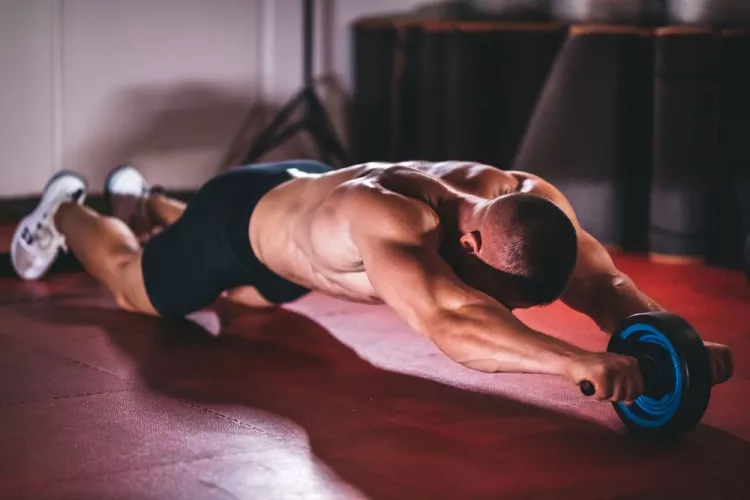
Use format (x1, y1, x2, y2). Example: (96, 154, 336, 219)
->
(54, 202, 157, 315)
(11, 171, 156, 315)
(147, 191, 185, 226)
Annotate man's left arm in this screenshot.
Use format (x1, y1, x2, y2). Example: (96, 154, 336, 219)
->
(559, 230, 662, 334)
(560, 229, 733, 385)
(508, 170, 663, 329)
(506, 170, 732, 384)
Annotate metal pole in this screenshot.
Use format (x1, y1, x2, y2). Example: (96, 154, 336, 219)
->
(303, 0, 314, 88)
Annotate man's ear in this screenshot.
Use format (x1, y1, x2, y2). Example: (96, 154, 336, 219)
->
(459, 230, 482, 255)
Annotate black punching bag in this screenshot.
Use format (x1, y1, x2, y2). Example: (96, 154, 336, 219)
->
(351, 20, 402, 163)
(410, 23, 565, 166)
(716, 28, 750, 268)
(649, 27, 719, 262)
(514, 26, 654, 248)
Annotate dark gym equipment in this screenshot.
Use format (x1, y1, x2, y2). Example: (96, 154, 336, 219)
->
(580, 312, 711, 439)
(240, 0, 348, 168)
(744, 233, 750, 282)
(649, 29, 718, 260)
(512, 29, 654, 250)
(350, 18, 566, 165)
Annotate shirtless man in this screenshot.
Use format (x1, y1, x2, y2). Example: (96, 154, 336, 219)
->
(12, 160, 733, 402)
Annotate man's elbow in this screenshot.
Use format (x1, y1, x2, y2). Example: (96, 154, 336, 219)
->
(402, 291, 476, 340)
(405, 301, 464, 344)
(418, 305, 477, 344)
(419, 308, 505, 373)
(410, 306, 451, 341)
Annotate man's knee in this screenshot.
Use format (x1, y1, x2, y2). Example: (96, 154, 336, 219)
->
(100, 243, 140, 281)
(104, 250, 156, 315)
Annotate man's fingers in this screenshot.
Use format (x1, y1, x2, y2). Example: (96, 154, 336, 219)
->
(719, 351, 732, 384)
(594, 381, 611, 402)
(629, 376, 641, 402)
(726, 349, 734, 381)
(600, 374, 615, 402)
(611, 382, 626, 403)
(720, 349, 733, 383)
(633, 368, 645, 398)
(711, 356, 720, 385)
(615, 375, 631, 403)
(706, 344, 734, 386)
(709, 350, 730, 385)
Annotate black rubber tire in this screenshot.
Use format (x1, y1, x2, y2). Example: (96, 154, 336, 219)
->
(608, 312, 711, 439)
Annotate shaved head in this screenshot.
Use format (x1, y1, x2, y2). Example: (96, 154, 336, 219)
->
(464, 193, 578, 307)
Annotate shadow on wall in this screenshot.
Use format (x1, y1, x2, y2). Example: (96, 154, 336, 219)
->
(229, 75, 352, 168)
(63, 83, 260, 189)
(60, 0, 354, 189)
(65, 80, 352, 192)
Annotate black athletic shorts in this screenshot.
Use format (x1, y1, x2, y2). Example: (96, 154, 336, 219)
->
(141, 160, 333, 317)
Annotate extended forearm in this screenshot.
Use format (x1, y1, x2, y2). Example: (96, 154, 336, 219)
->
(425, 303, 586, 377)
(564, 231, 666, 334)
(586, 274, 665, 334)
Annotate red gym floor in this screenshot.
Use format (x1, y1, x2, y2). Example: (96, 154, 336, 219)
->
(1, 245, 748, 499)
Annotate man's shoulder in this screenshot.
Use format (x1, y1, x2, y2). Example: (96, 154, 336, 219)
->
(332, 179, 441, 243)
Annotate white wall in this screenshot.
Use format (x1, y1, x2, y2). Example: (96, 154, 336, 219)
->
(0, 1, 55, 196)
(62, 0, 261, 191)
(0, 0, 434, 197)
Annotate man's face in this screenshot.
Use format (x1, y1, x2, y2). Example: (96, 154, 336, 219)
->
(451, 250, 530, 310)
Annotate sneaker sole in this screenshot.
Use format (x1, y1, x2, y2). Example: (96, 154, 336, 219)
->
(11, 171, 87, 280)
(11, 212, 55, 280)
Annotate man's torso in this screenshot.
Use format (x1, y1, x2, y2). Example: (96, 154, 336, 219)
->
(249, 161, 571, 304)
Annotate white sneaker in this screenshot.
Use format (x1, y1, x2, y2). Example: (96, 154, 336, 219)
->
(104, 165, 150, 206)
(11, 170, 87, 280)
(104, 164, 152, 224)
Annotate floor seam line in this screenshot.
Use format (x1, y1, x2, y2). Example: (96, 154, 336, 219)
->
(0, 329, 129, 381)
(0, 291, 96, 309)
(0, 388, 132, 407)
(178, 400, 293, 443)
(57, 355, 127, 380)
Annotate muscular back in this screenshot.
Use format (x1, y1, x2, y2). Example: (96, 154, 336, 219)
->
(249, 161, 579, 304)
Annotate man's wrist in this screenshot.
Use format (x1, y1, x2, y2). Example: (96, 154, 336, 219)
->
(536, 338, 587, 377)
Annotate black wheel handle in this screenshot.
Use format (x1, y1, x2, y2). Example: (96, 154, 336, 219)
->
(580, 380, 595, 396)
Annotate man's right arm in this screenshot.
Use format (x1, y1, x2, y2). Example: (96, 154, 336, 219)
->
(345, 188, 586, 378)
(364, 240, 590, 377)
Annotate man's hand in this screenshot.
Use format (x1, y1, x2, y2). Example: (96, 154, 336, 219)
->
(566, 352, 645, 403)
(704, 341, 734, 386)
(566, 342, 732, 404)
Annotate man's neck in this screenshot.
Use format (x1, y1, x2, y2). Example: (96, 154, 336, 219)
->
(435, 196, 484, 259)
